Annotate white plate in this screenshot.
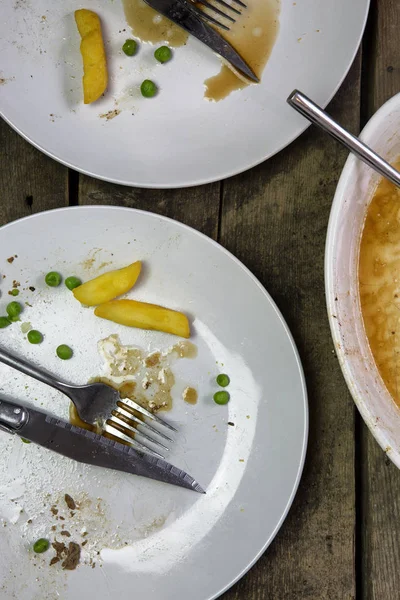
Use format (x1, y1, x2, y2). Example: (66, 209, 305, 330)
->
(0, 207, 307, 599)
(0, 0, 369, 188)
(325, 93, 400, 467)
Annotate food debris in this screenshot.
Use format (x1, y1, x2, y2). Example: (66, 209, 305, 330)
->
(61, 530, 71, 537)
(100, 109, 121, 121)
(29, 286, 35, 292)
(51, 540, 81, 570)
(227, 421, 235, 426)
(64, 494, 76, 511)
(7, 257, 14, 264)
(182, 386, 198, 405)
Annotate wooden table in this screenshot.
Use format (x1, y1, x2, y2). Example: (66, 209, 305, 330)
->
(1, 0, 400, 597)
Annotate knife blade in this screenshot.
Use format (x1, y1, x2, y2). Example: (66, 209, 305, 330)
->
(0, 398, 205, 493)
(143, 0, 259, 83)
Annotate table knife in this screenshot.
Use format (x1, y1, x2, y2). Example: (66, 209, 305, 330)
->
(0, 397, 205, 493)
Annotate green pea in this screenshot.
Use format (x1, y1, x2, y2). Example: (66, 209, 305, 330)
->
(56, 344, 73, 360)
(33, 538, 49, 553)
(27, 330, 43, 344)
(65, 276, 82, 291)
(141, 79, 157, 98)
(21, 438, 31, 444)
(154, 46, 172, 64)
(0, 316, 11, 328)
(6, 301, 22, 319)
(10, 289, 19, 296)
(216, 374, 230, 387)
(45, 271, 62, 287)
(122, 39, 137, 56)
(213, 391, 230, 405)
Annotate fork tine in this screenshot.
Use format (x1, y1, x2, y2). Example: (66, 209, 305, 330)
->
(116, 404, 174, 442)
(119, 397, 178, 432)
(196, 10, 230, 31)
(198, 0, 236, 23)
(212, 0, 241, 15)
(231, 0, 247, 7)
(104, 423, 165, 459)
(110, 413, 170, 452)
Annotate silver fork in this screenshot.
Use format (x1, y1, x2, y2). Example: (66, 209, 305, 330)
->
(195, 0, 247, 32)
(0, 348, 176, 459)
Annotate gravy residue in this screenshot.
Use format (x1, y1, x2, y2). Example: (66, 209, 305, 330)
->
(205, 0, 280, 101)
(123, 0, 187, 47)
(359, 160, 400, 405)
(69, 335, 198, 436)
(122, 0, 280, 101)
(183, 386, 198, 404)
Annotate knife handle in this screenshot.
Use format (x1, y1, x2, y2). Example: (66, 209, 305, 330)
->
(0, 398, 29, 433)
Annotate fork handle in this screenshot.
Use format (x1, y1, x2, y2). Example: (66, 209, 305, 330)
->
(0, 347, 69, 395)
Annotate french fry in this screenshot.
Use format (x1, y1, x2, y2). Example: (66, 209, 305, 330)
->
(94, 299, 190, 338)
(75, 9, 108, 104)
(73, 261, 141, 306)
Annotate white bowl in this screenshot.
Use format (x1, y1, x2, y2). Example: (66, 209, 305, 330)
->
(325, 93, 400, 467)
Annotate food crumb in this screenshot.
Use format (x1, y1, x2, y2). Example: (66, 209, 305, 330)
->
(7, 257, 14, 264)
(227, 421, 235, 426)
(64, 494, 76, 511)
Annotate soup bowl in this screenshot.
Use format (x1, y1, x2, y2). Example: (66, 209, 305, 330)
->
(325, 92, 400, 467)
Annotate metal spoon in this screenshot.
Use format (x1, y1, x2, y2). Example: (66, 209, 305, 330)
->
(287, 90, 400, 187)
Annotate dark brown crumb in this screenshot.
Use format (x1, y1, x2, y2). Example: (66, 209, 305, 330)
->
(27, 519, 32, 524)
(51, 525, 57, 531)
(70, 511, 75, 517)
(29, 286, 35, 292)
(82, 531, 88, 537)
(64, 494, 76, 510)
(227, 422, 235, 426)
(61, 531, 71, 537)
(12, 280, 20, 288)
(7, 257, 14, 264)
(62, 542, 81, 570)
(81, 540, 88, 547)
(59, 516, 65, 521)
(50, 557, 60, 566)
(50, 506, 58, 516)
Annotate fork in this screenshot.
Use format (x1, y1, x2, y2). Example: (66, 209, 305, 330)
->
(194, 0, 247, 32)
(0, 347, 176, 459)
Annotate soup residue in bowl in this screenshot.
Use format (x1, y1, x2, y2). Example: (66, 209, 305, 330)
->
(359, 160, 400, 405)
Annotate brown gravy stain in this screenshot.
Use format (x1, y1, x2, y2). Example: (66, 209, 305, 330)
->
(183, 386, 198, 404)
(359, 160, 400, 405)
(70, 336, 198, 439)
(123, 0, 280, 101)
(205, 0, 280, 101)
(123, 0, 187, 47)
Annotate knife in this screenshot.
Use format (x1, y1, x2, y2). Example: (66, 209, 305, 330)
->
(143, 0, 259, 83)
(0, 398, 205, 493)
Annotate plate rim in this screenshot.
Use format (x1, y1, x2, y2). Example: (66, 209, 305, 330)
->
(0, 205, 309, 598)
(0, 1, 370, 189)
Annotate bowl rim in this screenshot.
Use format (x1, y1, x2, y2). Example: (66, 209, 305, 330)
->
(325, 92, 400, 466)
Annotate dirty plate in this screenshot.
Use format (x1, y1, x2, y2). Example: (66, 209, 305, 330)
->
(0, 206, 307, 599)
(0, 0, 369, 187)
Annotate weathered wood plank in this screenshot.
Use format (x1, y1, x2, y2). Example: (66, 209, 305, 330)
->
(219, 57, 362, 599)
(78, 176, 221, 239)
(362, 0, 400, 599)
(0, 119, 68, 225)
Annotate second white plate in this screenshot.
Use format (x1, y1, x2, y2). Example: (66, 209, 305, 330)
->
(0, 0, 369, 187)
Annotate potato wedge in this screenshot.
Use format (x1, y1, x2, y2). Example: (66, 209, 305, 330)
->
(94, 299, 190, 338)
(73, 261, 141, 306)
(75, 9, 108, 104)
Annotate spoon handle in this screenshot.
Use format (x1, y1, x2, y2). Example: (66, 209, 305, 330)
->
(287, 90, 400, 187)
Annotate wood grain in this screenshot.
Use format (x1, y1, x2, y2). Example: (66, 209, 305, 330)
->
(78, 175, 221, 239)
(361, 0, 400, 599)
(0, 119, 68, 225)
(219, 56, 362, 600)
